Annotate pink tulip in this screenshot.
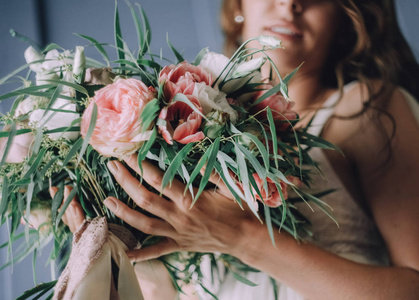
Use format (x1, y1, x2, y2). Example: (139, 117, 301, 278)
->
(159, 61, 212, 101)
(251, 85, 297, 130)
(252, 173, 288, 207)
(158, 95, 204, 145)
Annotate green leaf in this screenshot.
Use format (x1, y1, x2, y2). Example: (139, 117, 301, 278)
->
(79, 103, 97, 162)
(242, 132, 270, 170)
(43, 79, 89, 96)
(0, 177, 9, 218)
(166, 33, 184, 63)
(114, 1, 125, 63)
(139, 98, 159, 133)
(0, 122, 16, 168)
(235, 143, 257, 215)
(136, 3, 152, 56)
(267, 107, 279, 169)
(55, 185, 78, 227)
(161, 143, 193, 190)
(193, 47, 209, 66)
(172, 93, 208, 121)
(191, 138, 220, 206)
(264, 204, 276, 246)
(51, 182, 64, 227)
(22, 148, 47, 179)
(15, 280, 57, 300)
(283, 62, 303, 85)
(251, 82, 282, 106)
(129, 3, 145, 59)
(137, 128, 157, 171)
(231, 271, 258, 287)
(62, 137, 84, 167)
(76, 34, 109, 63)
(9, 29, 42, 50)
(0, 84, 56, 101)
(216, 153, 245, 200)
(0, 64, 30, 85)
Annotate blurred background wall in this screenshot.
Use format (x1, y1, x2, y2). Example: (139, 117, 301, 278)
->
(0, 0, 417, 299)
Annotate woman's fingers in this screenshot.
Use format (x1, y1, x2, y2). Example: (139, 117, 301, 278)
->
(122, 155, 189, 205)
(126, 238, 179, 262)
(103, 196, 177, 238)
(201, 167, 233, 199)
(106, 160, 175, 220)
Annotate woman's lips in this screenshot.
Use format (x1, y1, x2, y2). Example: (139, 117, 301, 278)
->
(264, 25, 303, 40)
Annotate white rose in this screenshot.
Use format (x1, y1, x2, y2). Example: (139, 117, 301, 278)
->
(192, 82, 238, 123)
(29, 97, 80, 141)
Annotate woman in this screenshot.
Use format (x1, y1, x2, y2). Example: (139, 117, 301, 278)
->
(63, 0, 419, 299)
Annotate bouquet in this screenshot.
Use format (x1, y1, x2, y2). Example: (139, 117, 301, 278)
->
(0, 3, 337, 299)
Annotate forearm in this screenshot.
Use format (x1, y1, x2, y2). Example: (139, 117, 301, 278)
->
(231, 220, 419, 300)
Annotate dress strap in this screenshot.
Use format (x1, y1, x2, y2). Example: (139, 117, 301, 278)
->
(307, 81, 359, 137)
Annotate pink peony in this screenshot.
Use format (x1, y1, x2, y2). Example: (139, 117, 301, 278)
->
(251, 85, 297, 130)
(159, 61, 212, 100)
(158, 95, 205, 145)
(81, 78, 156, 158)
(252, 173, 288, 207)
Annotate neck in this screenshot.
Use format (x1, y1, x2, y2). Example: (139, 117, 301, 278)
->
(263, 64, 336, 114)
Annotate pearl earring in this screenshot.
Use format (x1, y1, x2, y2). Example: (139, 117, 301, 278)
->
(234, 14, 244, 23)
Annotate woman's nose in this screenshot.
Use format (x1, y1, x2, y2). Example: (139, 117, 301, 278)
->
(276, 0, 303, 14)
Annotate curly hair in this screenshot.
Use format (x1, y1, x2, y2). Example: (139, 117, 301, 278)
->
(220, 0, 419, 101)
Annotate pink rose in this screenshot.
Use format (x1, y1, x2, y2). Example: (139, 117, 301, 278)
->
(81, 78, 156, 158)
(158, 95, 205, 145)
(159, 61, 212, 100)
(252, 173, 288, 207)
(251, 85, 297, 130)
(0, 123, 33, 163)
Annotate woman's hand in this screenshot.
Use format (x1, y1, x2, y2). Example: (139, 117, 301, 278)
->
(104, 154, 257, 262)
(49, 185, 84, 232)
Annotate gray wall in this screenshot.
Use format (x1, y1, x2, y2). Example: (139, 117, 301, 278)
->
(0, 1, 418, 299)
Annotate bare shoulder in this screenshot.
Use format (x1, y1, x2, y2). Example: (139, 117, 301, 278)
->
(332, 80, 419, 269)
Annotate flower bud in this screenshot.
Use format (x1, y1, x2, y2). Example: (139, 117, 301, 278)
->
(73, 46, 86, 84)
(204, 110, 227, 139)
(238, 125, 262, 155)
(24, 46, 45, 73)
(258, 35, 283, 49)
(231, 57, 266, 79)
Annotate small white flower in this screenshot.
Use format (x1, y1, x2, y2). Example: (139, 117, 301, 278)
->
(199, 51, 231, 81)
(192, 82, 238, 123)
(258, 35, 283, 49)
(24, 46, 45, 73)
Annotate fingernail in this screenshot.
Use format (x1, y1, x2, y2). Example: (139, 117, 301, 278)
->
(104, 197, 118, 212)
(107, 161, 118, 174)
